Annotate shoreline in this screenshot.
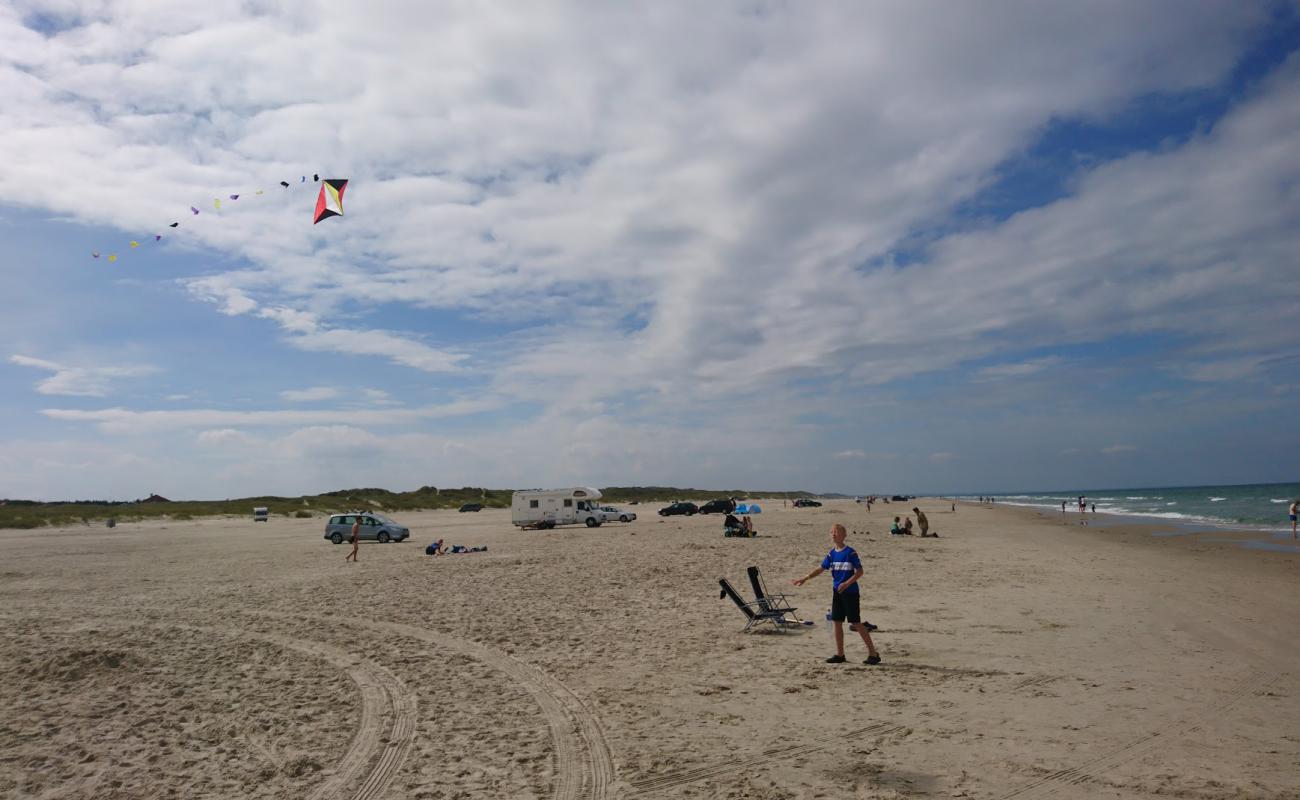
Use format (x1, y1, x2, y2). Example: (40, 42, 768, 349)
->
(957, 497, 1300, 556)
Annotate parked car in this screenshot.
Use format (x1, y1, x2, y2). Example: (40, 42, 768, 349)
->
(458, 503, 483, 512)
(323, 513, 411, 544)
(792, 498, 822, 508)
(698, 498, 736, 514)
(658, 502, 699, 516)
(597, 505, 637, 523)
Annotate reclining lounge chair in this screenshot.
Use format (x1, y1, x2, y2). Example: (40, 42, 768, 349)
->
(747, 565, 799, 622)
(718, 576, 801, 633)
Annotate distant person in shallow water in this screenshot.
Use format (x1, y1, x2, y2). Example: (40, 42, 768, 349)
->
(1290, 500, 1299, 539)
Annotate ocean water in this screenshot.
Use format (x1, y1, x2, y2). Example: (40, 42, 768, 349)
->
(966, 482, 1300, 531)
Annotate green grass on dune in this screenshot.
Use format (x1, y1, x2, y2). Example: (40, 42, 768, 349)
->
(0, 485, 827, 529)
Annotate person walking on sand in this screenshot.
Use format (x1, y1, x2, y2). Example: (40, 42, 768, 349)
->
(1290, 500, 1299, 539)
(792, 523, 881, 665)
(912, 507, 931, 537)
(345, 514, 360, 562)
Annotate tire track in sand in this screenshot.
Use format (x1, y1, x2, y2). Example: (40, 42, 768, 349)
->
(163, 621, 418, 800)
(627, 719, 907, 795)
(994, 670, 1281, 799)
(367, 620, 615, 800)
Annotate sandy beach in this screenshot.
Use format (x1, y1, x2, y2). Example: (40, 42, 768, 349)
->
(3, 499, 1297, 799)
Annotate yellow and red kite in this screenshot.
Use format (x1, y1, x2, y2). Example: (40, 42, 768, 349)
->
(313, 179, 348, 224)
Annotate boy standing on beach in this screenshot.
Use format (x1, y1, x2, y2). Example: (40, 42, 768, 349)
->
(793, 523, 881, 665)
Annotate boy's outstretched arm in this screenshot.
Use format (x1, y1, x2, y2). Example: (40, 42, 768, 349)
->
(792, 566, 824, 587)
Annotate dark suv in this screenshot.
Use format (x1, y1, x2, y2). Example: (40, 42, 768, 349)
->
(793, 498, 822, 508)
(698, 499, 736, 514)
(658, 502, 699, 516)
(458, 503, 483, 513)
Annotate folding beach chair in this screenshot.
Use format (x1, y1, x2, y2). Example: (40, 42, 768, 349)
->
(718, 577, 800, 633)
(747, 565, 800, 623)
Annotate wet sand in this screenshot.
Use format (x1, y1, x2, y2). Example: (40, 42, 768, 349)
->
(2, 498, 1297, 799)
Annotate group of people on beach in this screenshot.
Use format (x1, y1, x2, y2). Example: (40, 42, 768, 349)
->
(887, 507, 936, 537)
(342, 516, 484, 562)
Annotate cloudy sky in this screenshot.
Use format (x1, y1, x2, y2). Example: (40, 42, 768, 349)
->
(3, 1, 1299, 501)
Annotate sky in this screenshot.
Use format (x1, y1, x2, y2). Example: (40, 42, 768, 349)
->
(2, 1, 1299, 501)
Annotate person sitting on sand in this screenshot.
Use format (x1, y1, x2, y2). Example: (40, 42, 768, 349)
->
(903, 516, 914, 535)
(425, 538, 445, 556)
(742, 515, 754, 536)
(890, 516, 904, 535)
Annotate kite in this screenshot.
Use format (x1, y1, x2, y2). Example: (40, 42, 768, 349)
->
(90, 169, 347, 261)
(313, 179, 348, 224)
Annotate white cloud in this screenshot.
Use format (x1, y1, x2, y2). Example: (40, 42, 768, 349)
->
(280, 386, 339, 402)
(361, 388, 399, 406)
(978, 357, 1065, 380)
(834, 450, 866, 460)
(196, 428, 256, 447)
(1101, 444, 1137, 455)
(39, 397, 501, 434)
(10, 354, 158, 397)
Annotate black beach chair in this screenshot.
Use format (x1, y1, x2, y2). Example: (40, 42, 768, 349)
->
(747, 566, 800, 622)
(718, 577, 800, 633)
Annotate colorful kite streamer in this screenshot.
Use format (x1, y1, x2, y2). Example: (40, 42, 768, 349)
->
(90, 171, 348, 262)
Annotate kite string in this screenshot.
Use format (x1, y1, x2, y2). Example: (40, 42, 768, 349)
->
(93, 173, 322, 260)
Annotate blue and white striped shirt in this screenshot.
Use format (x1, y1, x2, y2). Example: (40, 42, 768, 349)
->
(820, 545, 861, 595)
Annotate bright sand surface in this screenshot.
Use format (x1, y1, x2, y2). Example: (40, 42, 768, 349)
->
(3, 499, 1298, 799)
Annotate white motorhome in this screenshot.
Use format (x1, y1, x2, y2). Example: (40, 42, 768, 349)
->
(511, 487, 604, 529)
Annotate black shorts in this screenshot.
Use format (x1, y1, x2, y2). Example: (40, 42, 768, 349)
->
(830, 590, 861, 624)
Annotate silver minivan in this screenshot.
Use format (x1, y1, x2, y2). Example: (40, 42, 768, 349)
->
(323, 513, 411, 544)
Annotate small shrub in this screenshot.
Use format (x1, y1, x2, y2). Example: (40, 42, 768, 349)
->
(294, 510, 312, 518)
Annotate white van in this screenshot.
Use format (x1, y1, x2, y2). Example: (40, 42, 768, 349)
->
(511, 487, 604, 529)
(253, 507, 269, 522)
